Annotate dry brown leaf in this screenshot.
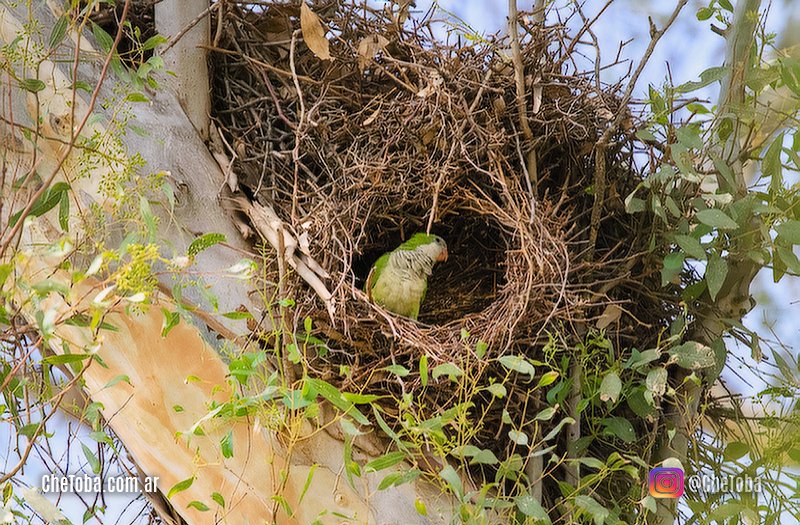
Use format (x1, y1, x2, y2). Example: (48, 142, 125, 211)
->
(363, 107, 381, 126)
(596, 304, 623, 329)
(300, 2, 332, 61)
(357, 34, 389, 71)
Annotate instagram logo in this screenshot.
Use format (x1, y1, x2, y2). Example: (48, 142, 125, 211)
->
(649, 468, 684, 498)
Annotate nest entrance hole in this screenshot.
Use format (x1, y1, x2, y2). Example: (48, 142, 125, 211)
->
(351, 205, 509, 326)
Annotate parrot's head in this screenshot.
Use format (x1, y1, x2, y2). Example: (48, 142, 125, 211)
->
(401, 233, 448, 264)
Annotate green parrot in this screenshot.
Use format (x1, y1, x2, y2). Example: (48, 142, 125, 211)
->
(365, 233, 449, 320)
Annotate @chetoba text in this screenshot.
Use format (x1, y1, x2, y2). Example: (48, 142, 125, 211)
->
(649, 468, 685, 499)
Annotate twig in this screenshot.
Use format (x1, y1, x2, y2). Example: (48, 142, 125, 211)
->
(508, 0, 533, 143)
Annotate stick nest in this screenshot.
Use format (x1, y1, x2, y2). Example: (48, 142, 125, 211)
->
(211, 0, 680, 481)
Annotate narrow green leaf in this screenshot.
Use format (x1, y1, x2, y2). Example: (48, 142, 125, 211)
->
(58, 190, 70, 231)
(142, 34, 168, 51)
(364, 451, 406, 473)
(20, 78, 45, 93)
(188, 233, 226, 258)
(220, 430, 234, 458)
(187, 501, 209, 512)
(49, 15, 69, 49)
(705, 254, 728, 301)
(439, 465, 462, 497)
(764, 133, 784, 192)
(211, 492, 225, 508)
(419, 355, 428, 387)
(92, 22, 114, 53)
(167, 476, 195, 499)
(81, 443, 101, 474)
(382, 365, 409, 377)
(42, 354, 91, 365)
(9, 182, 70, 227)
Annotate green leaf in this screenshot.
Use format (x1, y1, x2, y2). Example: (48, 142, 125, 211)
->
(508, 429, 528, 445)
(775, 220, 800, 244)
(675, 126, 703, 150)
(645, 368, 668, 397)
(486, 383, 506, 398)
(431, 362, 463, 381)
(535, 407, 557, 421)
(142, 34, 168, 51)
(468, 448, 499, 465)
(220, 430, 234, 458)
(516, 493, 551, 522)
(439, 465, 462, 498)
(49, 15, 69, 49)
(668, 341, 716, 369)
(9, 182, 70, 227)
(125, 92, 150, 103)
(211, 492, 225, 508)
(307, 378, 370, 426)
(498, 355, 535, 377)
(599, 371, 622, 404)
(42, 354, 92, 365)
(661, 252, 685, 286)
(382, 365, 409, 377)
(58, 190, 70, 231)
(161, 308, 181, 337)
(339, 417, 362, 436)
(674, 235, 706, 260)
(187, 501, 209, 512)
(776, 246, 800, 274)
(340, 392, 380, 404)
(542, 417, 575, 441)
(696, 7, 714, 20)
(696, 209, 739, 230)
(188, 233, 226, 258)
(81, 443, 101, 474)
(723, 441, 750, 461)
(92, 22, 114, 53)
(419, 355, 428, 387)
(537, 371, 559, 387)
(364, 451, 406, 472)
(575, 495, 610, 525)
(167, 476, 195, 499)
(221, 311, 252, 320)
(20, 78, 45, 93)
(705, 254, 728, 301)
(764, 133, 784, 192)
(601, 417, 635, 443)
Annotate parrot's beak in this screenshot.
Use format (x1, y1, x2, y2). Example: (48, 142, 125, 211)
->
(437, 247, 448, 262)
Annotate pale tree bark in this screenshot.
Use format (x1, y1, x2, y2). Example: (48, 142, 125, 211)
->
(0, 2, 453, 524)
(156, 0, 212, 139)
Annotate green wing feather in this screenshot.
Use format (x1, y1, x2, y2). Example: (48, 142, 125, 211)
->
(365, 251, 390, 298)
